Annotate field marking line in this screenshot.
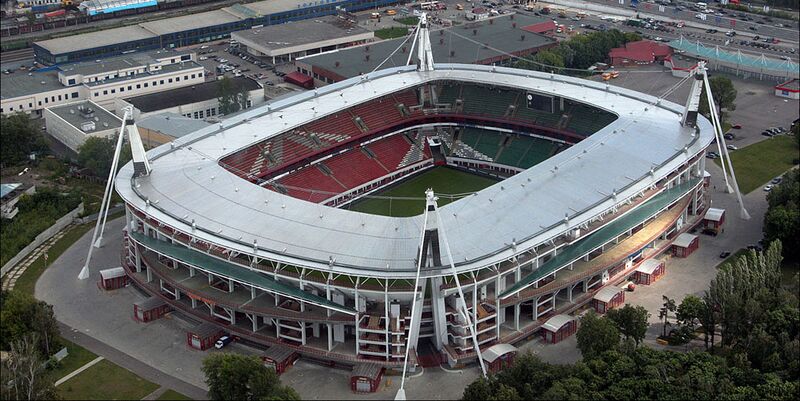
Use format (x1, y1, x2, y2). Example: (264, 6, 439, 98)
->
(55, 356, 105, 386)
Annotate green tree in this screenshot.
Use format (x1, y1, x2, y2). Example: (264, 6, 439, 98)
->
(0, 291, 61, 357)
(516, 50, 565, 73)
(77, 135, 132, 176)
(659, 295, 677, 338)
(699, 76, 737, 120)
(202, 353, 299, 400)
(576, 312, 620, 360)
(0, 113, 45, 167)
(764, 170, 799, 262)
(677, 294, 704, 330)
(217, 76, 248, 116)
(606, 304, 650, 346)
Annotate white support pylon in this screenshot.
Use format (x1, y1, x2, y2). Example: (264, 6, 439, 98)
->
(701, 69, 750, 220)
(429, 190, 488, 378)
(79, 107, 131, 280)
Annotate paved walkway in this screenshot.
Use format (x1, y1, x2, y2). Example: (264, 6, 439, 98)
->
(2, 225, 71, 291)
(54, 356, 105, 386)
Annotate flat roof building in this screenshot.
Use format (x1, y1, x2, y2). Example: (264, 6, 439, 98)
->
(295, 14, 557, 85)
(116, 76, 263, 120)
(2, 50, 203, 116)
(32, 0, 400, 65)
(231, 15, 373, 64)
(43, 100, 122, 152)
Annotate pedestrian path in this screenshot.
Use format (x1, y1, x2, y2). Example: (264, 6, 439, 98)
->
(54, 356, 105, 386)
(1, 224, 72, 291)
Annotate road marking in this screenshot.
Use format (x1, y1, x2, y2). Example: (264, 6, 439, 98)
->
(55, 356, 105, 386)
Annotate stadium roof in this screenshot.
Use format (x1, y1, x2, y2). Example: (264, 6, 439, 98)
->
(125, 76, 261, 112)
(34, 25, 158, 54)
(137, 113, 213, 138)
(297, 14, 556, 79)
(115, 63, 714, 279)
(669, 37, 799, 75)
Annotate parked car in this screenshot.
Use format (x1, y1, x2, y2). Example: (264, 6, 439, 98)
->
(771, 177, 783, 185)
(719, 251, 731, 259)
(731, 124, 742, 129)
(706, 151, 719, 159)
(724, 133, 735, 140)
(748, 244, 763, 252)
(214, 335, 233, 349)
(763, 185, 773, 192)
(726, 144, 738, 151)
(762, 131, 774, 137)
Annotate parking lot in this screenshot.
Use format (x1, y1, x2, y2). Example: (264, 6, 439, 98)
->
(180, 40, 300, 89)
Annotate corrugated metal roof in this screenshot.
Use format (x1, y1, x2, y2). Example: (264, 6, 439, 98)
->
(672, 233, 697, 248)
(704, 207, 724, 222)
(635, 259, 663, 275)
(593, 286, 623, 303)
(542, 314, 573, 332)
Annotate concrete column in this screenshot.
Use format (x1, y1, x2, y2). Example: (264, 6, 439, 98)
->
(312, 322, 320, 338)
(251, 286, 256, 300)
(208, 272, 213, 285)
(568, 284, 573, 303)
(276, 320, 280, 338)
(189, 265, 195, 277)
(514, 304, 520, 330)
(228, 279, 234, 293)
(174, 288, 180, 301)
(146, 265, 152, 283)
(230, 309, 236, 325)
(135, 247, 142, 273)
(252, 314, 258, 332)
(327, 324, 333, 351)
(191, 298, 197, 308)
(533, 296, 539, 320)
(430, 277, 448, 350)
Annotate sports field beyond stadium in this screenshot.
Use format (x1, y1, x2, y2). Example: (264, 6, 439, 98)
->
(347, 167, 499, 217)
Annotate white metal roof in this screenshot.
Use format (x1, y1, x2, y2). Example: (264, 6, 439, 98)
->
(672, 233, 698, 248)
(542, 314, 574, 332)
(99, 266, 126, 279)
(704, 207, 725, 222)
(593, 286, 623, 303)
(115, 63, 714, 279)
(482, 343, 517, 363)
(635, 259, 664, 275)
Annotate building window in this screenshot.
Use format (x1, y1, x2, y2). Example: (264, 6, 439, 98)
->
(127, 86, 132, 91)
(103, 90, 108, 95)
(210, 108, 216, 116)
(168, 78, 173, 83)
(71, 92, 79, 98)
(38, 101, 42, 106)
(120, 87, 124, 92)
(193, 112, 199, 119)
(176, 77, 180, 82)
(51, 96, 55, 102)
(57, 95, 62, 101)
(111, 89, 115, 94)
(198, 72, 203, 77)
(199, 110, 204, 118)
(136, 84, 141, 89)
(191, 74, 196, 79)
(44, 98, 48, 104)
(152, 81, 157, 86)
(29, 102, 33, 108)
(68, 78, 76, 85)
(160, 80, 164, 85)
(184, 75, 189, 80)
(144, 83, 148, 87)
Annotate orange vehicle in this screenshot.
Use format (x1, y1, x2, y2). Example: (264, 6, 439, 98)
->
(610, 71, 620, 79)
(601, 72, 612, 81)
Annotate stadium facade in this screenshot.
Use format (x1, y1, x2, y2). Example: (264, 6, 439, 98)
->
(114, 26, 715, 369)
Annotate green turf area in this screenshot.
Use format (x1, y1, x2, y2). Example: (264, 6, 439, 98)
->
(13, 222, 95, 296)
(156, 389, 192, 400)
(58, 359, 159, 400)
(375, 27, 411, 39)
(347, 167, 499, 217)
(49, 340, 98, 383)
(714, 135, 798, 194)
(395, 16, 419, 25)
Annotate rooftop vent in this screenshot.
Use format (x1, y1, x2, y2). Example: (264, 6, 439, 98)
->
(81, 121, 96, 132)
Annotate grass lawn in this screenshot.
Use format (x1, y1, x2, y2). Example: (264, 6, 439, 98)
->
(156, 389, 193, 400)
(13, 222, 95, 296)
(58, 359, 159, 400)
(348, 167, 498, 217)
(375, 26, 411, 39)
(49, 340, 98, 382)
(714, 135, 798, 194)
(395, 16, 419, 25)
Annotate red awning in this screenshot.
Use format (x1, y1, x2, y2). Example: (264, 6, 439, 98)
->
(522, 21, 557, 34)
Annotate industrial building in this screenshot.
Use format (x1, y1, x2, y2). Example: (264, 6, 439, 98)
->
(32, 0, 402, 64)
(231, 15, 374, 64)
(294, 13, 557, 85)
(1, 50, 203, 116)
(43, 100, 122, 152)
(115, 76, 263, 120)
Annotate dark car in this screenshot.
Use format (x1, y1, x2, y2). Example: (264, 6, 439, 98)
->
(719, 251, 731, 258)
(762, 131, 774, 137)
(724, 133, 735, 140)
(747, 244, 763, 252)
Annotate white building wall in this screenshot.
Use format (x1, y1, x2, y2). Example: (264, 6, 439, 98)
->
(43, 108, 118, 152)
(88, 67, 206, 111)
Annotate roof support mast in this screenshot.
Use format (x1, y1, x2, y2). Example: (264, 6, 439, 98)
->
(415, 13, 435, 72)
(79, 106, 151, 280)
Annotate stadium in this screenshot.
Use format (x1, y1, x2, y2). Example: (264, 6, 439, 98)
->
(112, 17, 715, 376)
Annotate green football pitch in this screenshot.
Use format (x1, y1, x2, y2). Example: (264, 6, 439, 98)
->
(346, 166, 499, 217)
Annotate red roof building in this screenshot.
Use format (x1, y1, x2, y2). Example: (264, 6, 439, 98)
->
(609, 40, 672, 66)
(522, 21, 557, 35)
(775, 79, 800, 100)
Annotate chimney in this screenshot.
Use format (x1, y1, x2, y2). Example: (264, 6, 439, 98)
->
(521, 34, 525, 41)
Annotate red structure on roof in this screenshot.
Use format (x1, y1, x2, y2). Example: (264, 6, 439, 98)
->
(284, 71, 314, 89)
(609, 40, 672, 66)
(522, 21, 557, 35)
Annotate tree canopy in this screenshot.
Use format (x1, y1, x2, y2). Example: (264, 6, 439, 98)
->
(606, 304, 650, 346)
(0, 113, 45, 167)
(77, 135, 131, 176)
(764, 170, 799, 262)
(699, 75, 737, 119)
(514, 30, 641, 74)
(0, 290, 61, 358)
(217, 76, 251, 116)
(202, 353, 299, 400)
(576, 311, 620, 360)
